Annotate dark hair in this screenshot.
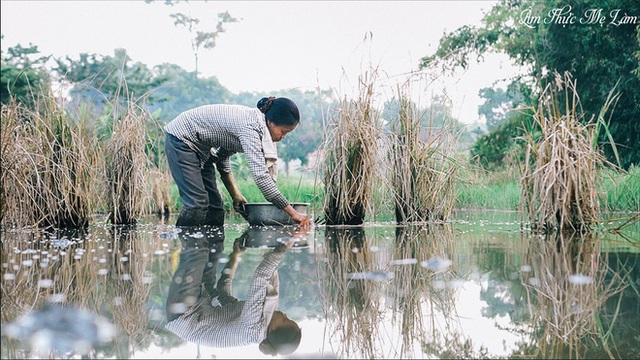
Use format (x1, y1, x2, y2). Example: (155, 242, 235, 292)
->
(257, 97, 300, 126)
(259, 321, 302, 356)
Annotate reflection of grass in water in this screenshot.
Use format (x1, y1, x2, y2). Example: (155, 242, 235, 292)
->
(0, 224, 162, 357)
(319, 227, 383, 358)
(520, 232, 628, 359)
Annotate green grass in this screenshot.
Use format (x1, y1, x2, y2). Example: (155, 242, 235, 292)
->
(600, 165, 640, 213)
(168, 167, 636, 217)
(456, 180, 521, 210)
(167, 172, 321, 213)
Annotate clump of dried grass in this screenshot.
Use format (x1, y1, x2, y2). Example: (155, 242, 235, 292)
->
(322, 69, 381, 225)
(521, 72, 615, 233)
(388, 88, 459, 223)
(1, 94, 100, 229)
(104, 100, 150, 225)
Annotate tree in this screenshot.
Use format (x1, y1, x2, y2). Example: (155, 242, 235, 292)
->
(54, 48, 167, 112)
(421, 0, 640, 168)
(146, 0, 238, 79)
(1, 41, 51, 107)
(478, 86, 524, 131)
(146, 63, 233, 122)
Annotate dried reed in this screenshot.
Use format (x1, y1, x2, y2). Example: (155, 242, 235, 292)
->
(1, 94, 100, 229)
(521, 72, 613, 233)
(388, 88, 459, 223)
(321, 70, 381, 225)
(104, 100, 150, 224)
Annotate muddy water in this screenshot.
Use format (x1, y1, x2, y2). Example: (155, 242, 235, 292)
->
(1, 211, 638, 359)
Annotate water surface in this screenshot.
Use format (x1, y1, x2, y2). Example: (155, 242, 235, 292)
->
(1, 211, 638, 359)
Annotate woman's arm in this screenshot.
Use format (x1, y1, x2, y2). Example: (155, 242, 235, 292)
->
(219, 170, 248, 218)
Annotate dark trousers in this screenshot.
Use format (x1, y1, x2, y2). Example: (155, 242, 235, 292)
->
(165, 231, 225, 322)
(165, 133, 225, 227)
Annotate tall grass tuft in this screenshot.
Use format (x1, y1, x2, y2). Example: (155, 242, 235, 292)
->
(1, 94, 100, 229)
(321, 69, 381, 225)
(104, 99, 150, 225)
(520, 72, 614, 233)
(388, 88, 459, 222)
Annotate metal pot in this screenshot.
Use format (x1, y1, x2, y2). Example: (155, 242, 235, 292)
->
(240, 225, 309, 248)
(244, 202, 309, 225)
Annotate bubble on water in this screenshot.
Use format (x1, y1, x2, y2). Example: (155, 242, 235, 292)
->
(121, 274, 131, 281)
(4, 303, 116, 356)
(38, 279, 54, 288)
(528, 277, 539, 286)
(369, 245, 379, 252)
(520, 265, 532, 272)
(433, 280, 446, 289)
(4, 273, 16, 281)
(149, 308, 165, 322)
(169, 302, 188, 314)
(98, 268, 109, 276)
(159, 232, 177, 239)
(351, 248, 360, 253)
(347, 271, 394, 281)
(45, 294, 64, 304)
(120, 256, 128, 262)
(569, 274, 593, 285)
(22, 260, 34, 267)
(99, 258, 107, 264)
(390, 258, 418, 266)
(219, 257, 229, 264)
(420, 256, 452, 272)
(154, 250, 165, 256)
(52, 239, 76, 249)
(190, 232, 204, 239)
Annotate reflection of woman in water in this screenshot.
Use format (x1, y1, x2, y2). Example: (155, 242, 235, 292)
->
(165, 227, 302, 356)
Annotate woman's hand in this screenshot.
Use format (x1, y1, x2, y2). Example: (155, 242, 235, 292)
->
(232, 195, 248, 220)
(283, 204, 312, 227)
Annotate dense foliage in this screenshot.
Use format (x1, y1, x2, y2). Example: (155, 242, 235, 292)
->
(0, 42, 51, 107)
(422, 0, 640, 169)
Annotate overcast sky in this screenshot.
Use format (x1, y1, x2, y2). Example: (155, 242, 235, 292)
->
(1, 0, 523, 123)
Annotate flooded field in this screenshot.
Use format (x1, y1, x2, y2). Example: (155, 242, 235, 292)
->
(1, 211, 638, 359)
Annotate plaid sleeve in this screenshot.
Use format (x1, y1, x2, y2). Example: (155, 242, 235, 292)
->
(240, 250, 286, 327)
(215, 148, 233, 174)
(238, 126, 289, 209)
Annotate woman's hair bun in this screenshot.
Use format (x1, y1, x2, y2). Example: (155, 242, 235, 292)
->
(257, 96, 276, 114)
